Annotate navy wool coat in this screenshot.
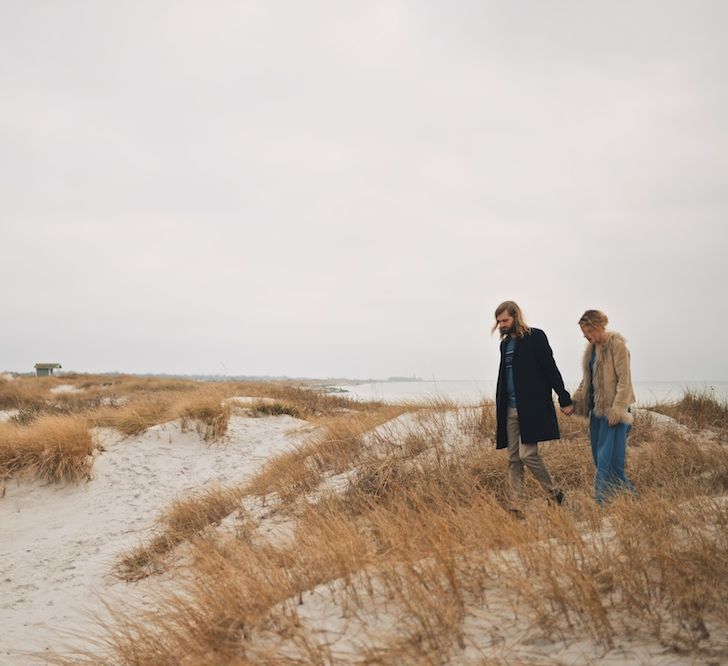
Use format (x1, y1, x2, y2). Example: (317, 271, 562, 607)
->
(495, 328, 572, 449)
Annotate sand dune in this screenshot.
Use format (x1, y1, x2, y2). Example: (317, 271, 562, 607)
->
(0, 410, 308, 663)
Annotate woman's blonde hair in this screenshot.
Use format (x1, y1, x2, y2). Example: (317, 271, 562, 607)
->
(492, 300, 530, 339)
(578, 309, 609, 330)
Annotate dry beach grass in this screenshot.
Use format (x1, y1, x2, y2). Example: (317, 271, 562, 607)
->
(2, 374, 728, 663)
(0, 415, 96, 484)
(649, 386, 728, 435)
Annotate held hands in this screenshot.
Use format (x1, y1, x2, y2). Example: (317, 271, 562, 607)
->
(560, 405, 575, 416)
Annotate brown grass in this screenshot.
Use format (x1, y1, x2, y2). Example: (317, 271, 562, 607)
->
(89, 396, 177, 436)
(0, 376, 54, 411)
(245, 406, 408, 505)
(648, 387, 728, 434)
(88, 387, 231, 437)
(0, 376, 124, 424)
(247, 399, 302, 418)
(0, 415, 97, 483)
(249, 383, 360, 418)
(178, 391, 232, 442)
(116, 485, 248, 581)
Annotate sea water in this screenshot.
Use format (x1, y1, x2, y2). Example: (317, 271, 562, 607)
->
(330, 380, 728, 406)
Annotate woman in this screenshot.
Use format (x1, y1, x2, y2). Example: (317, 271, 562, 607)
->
(572, 310, 636, 503)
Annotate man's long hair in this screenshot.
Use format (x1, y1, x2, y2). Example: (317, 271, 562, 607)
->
(492, 300, 531, 339)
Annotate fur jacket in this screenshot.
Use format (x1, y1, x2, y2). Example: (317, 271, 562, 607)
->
(571, 331, 636, 425)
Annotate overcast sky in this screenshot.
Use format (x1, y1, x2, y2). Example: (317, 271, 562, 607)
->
(1, 1, 726, 381)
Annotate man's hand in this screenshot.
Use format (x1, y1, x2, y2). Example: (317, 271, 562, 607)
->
(560, 405, 574, 416)
(608, 415, 619, 427)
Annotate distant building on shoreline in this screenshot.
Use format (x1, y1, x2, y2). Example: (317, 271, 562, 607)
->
(386, 375, 422, 382)
(34, 362, 62, 377)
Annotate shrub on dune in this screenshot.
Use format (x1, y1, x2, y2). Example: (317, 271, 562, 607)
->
(177, 392, 232, 442)
(88, 397, 176, 436)
(649, 387, 728, 433)
(0, 377, 53, 411)
(116, 485, 247, 581)
(0, 415, 96, 483)
(247, 399, 301, 418)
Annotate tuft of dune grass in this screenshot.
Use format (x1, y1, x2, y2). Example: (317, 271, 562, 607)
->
(229, 382, 376, 420)
(648, 386, 728, 433)
(89, 390, 232, 439)
(0, 415, 96, 483)
(256, 384, 358, 417)
(0, 376, 54, 411)
(247, 399, 301, 418)
(177, 391, 232, 442)
(88, 396, 176, 436)
(116, 485, 248, 581)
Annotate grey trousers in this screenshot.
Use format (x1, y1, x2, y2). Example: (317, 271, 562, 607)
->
(507, 407, 557, 498)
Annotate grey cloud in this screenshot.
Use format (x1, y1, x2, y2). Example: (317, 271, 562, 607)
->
(1, 1, 726, 379)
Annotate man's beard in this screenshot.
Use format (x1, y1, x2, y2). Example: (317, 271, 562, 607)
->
(499, 326, 512, 336)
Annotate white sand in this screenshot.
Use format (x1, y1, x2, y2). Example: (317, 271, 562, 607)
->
(48, 385, 82, 394)
(0, 410, 18, 423)
(0, 411, 308, 664)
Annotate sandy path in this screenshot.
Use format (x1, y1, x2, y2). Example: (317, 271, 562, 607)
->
(0, 413, 308, 664)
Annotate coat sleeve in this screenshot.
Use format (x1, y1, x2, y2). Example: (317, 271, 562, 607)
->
(495, 339, 505, 397)
(533, 329, 572, 407)
(608, 338, 634, 424)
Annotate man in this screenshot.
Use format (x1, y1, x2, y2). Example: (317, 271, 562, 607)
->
(493, 301, 573, 507)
